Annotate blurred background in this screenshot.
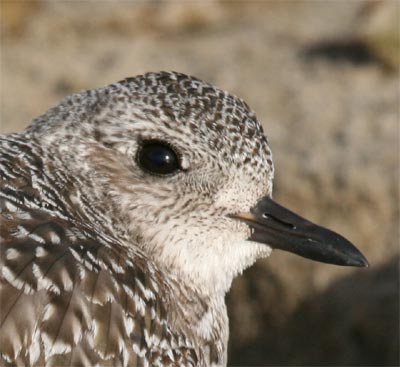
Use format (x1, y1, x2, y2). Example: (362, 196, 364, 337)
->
(1, 1, 399, 366)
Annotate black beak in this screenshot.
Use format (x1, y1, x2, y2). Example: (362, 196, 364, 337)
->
(230, 196, 369, 267)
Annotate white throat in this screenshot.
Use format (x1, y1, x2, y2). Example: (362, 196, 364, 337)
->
(144, 231, 272, 296)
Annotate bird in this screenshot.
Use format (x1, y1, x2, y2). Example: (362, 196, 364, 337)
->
(0, 71, 368, 367)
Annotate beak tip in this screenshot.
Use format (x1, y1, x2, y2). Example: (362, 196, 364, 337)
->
(357, 257, 370, 268)
(347, 251, 369, 268)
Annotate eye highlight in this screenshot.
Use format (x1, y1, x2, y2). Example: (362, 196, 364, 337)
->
(137, 140, 181, 176)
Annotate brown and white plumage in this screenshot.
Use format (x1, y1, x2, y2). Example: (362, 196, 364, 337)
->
(0, 72, 273, 366)
(0, 71, 367, 366)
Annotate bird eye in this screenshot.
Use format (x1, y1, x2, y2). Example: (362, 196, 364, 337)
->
(137, 141, 181, 176)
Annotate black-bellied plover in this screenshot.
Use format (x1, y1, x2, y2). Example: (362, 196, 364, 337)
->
(0, 71, 368, 366)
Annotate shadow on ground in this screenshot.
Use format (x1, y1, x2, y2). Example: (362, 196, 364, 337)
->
(228, 257, 399, 366)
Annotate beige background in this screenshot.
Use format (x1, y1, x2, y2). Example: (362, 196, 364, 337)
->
(1, 1, 399, 365)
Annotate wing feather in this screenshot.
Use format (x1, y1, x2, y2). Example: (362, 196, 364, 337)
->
(0, 198, 204, 366)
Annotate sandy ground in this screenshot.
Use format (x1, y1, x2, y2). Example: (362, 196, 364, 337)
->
(1, 1, 399, 365)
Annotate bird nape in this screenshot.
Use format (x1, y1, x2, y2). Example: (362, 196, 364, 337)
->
(0, 71, 368, 367)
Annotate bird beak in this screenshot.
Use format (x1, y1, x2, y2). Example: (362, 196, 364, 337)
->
(230, 196, 369, 267)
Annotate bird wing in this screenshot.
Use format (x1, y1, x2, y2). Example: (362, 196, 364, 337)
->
(0, 194, 200, 367)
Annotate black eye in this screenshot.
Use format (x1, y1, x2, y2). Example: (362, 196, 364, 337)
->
(137, 141, 181, 175)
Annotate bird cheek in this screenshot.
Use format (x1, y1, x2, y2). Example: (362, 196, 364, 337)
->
(213, 177, 271, 214)
(220, 215, 251, 240)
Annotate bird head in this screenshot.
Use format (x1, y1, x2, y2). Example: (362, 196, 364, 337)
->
(30, 71, 368, 295)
